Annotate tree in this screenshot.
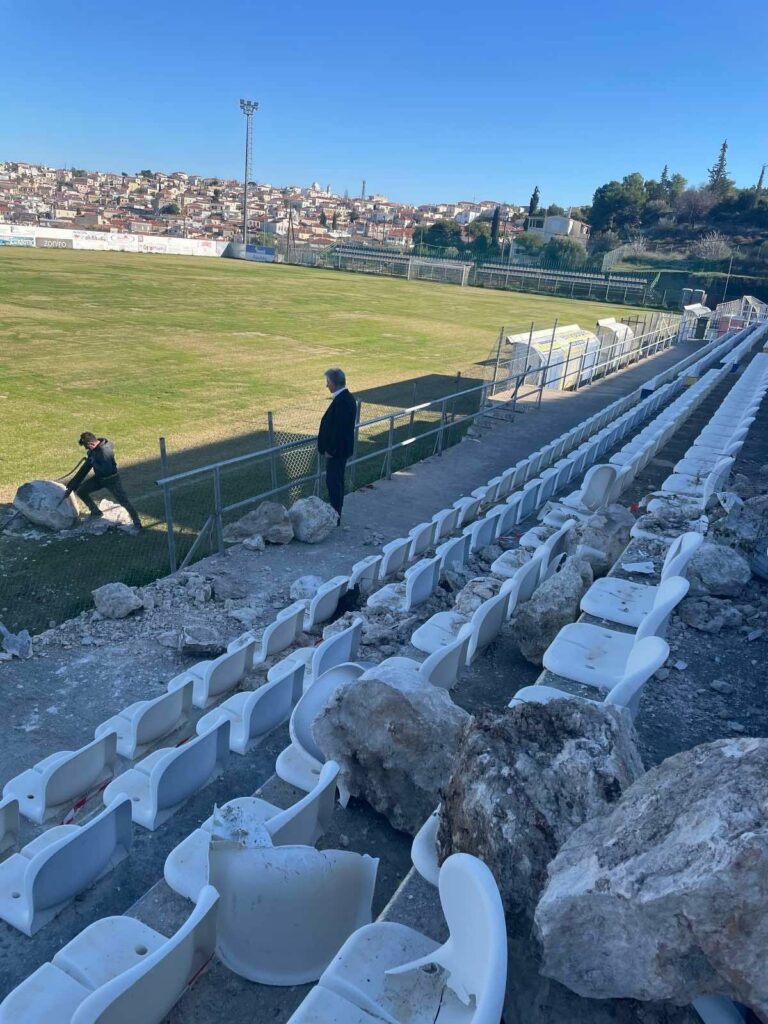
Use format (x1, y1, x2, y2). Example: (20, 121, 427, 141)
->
(514, 233, 546, 256)
(160, 202, 180, 215)
(660, 164, 670, 192)
(319, 210, 327, 227)
(331, 210, 339, 230)
(349, 208, 359, 223)
(668, 173, 687, 198)
(545, 204, 566, 216)
(412, 220, 463, 251)
(490, 206, 501, 250)
(139, 169, 154, 179)
(707, 140, 735, 199)
(756, 165, 766, 199)
(528, 186, 540, 217)
(675, 187, 716, 226)
(690, 231, 732, 260)
(542, 236, 586, 266)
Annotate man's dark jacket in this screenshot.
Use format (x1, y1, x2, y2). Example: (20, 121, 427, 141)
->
(67, 439, 119, 491)
(318, 390, 357, 460)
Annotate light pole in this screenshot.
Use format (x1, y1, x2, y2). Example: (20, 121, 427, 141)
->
(239, 98, 258, 246)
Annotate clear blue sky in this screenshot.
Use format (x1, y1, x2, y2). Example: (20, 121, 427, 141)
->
(2, 0, 766, 207)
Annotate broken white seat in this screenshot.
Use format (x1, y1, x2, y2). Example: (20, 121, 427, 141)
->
(408, 520, 438, 561)
(164, 760, 340, 902)
(0, 797, 133, 936)
(436, 532, 472, 573)
(432, 506, 462, 541)
(0, 797, 20, 856)
(411, 809, 440, 886)
(95, 680, 194, 760)
(462, 512, 499, 553)
(510, 636, 670, 722)
(411, 583, 512, 665)
(271, 617, 366, 693)
(366, 556, 441, 615)
(0, 884, 219, 1024)
(452, 495, 482, 526)
(348, 556, 382, 594)
(379, 537, 411, 579)
(292, 853, 507, 1024)
(3, 733, 119, 825)
(660, 457, 735, 500)
(227, 601, 305, 670)
(377, 623, 474, 691)
(210, 843, 378, 986)
(102, 720, 230, 830)
(196, 658, 305, 755)
(518, 521, 557, 551)
(543, 576, 689, 691)
(536, 518, 576, 583)
(542, 463, 619, 527)
(301, 576, 350, 630)
(674, 440, 744, 476)
(580, 532, 703, 627)
(168, 639, 254, 710)
(276, 663, 365, 797)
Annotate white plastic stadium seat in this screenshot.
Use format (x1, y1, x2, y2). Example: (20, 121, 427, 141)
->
(0, 797, 133, 936)
(95, 680, 194, 760)
(4, 734, 119, 825)
(195, 658, 304, 755)
(376, 623, 474, 691)
(0, 885, 219, 1024)
(271, 617, 365, 692)
(287, 853, 507, 1024)
(462, 512, 499, 554)
(436, 533, 472, 573)
(366, 556, 441, 615)
(102, 721, 230, 830)
(408, 520, 438, 561)
(378, 537, 411, 579)
(227, 601, 305, 670)
(168, 642, 252, 710)
(163, 761, 340, 901)
(432, 506, 462, 541)
(0, 797, 20, 856)
(301, 576, 350, 630)
(348, 556, 382, 594)
(543, 577, 688, 691)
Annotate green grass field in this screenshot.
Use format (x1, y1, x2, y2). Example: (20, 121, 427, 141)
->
(1, 247, 647, 499)
(1, 247, 646, 633)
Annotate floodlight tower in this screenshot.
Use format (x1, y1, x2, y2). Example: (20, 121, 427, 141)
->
(239, 98, 259, 246)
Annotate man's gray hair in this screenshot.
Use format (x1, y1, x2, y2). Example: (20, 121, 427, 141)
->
(325, 367, 346, 389)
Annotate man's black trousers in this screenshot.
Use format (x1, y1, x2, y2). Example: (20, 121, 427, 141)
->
(76, 473, 142, 526)
(325, 456, 347, 518)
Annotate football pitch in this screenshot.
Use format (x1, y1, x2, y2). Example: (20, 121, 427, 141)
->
(1, 247, 646, 632)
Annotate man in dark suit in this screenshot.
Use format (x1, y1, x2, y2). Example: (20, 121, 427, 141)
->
(318, 367, 357, 524)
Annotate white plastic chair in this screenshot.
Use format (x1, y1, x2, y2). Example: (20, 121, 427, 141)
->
(195, 658, 305, 754)
(411, 809, 441, 886)
(0, 885, 219, 1024)
(432, 506, 462, 541)
(661, 456, 735, 500)
(172, 638, 256, 710)
(485, 499, 518, 537)
(510, 636, 670, 721)
(543, 576, 689, 691)
(163, 761, 340, 901)
(580, 532, 703, 627)
(0, 797, 133, 936)
(452, 494, 482, 527)
(102, 721, 230, 830)
(376, 623, 474, 691)
(271, 617, 365, 692)
(462, 512, 499, 554)
(408, 520, 438, 561)
(276, 663, 365, 797)
(227, 602, 306, 670)
(536, 518, 576, 583)
(436, 532, 472, 573)
(289, 854, 507, 1024)
(367, 555, 442, 615)
(302, 576, 350, 630)
(692, 995, 748, 1023)
(543, 463, 619, 527)
(4, 734, 118, 825)
(348, 556, 382, 594)
(95, 681, 194, 760)
(210, 843, 378, 986)
(379, 537, 411, 579)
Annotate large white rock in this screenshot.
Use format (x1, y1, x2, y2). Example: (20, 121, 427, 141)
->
(313, 660, 471, 834)
(92, 581, 143, 619)
(454, 576, 502, 617)
(686, 541, 751, 597)
(13, 480, 78, 531)
(289, 496, 338, 543)
(508, 556, 593, 665)
(223, 502, 293, 545)
(569, 504, 635, 576)
(289, 575, 325, 601)
(536, 737, 768, 1016)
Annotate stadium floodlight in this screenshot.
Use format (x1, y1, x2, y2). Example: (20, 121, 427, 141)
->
(239, 98, 259, 246)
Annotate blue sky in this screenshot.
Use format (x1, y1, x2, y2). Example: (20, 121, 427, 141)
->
(2, 0, 766, 206)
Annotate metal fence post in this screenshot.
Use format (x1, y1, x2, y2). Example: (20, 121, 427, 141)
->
(315, 451, 322, 496)
(213, 466, 225, 555)
(267, 411, 278, 492)
(158, 437, 177, 574)
(385, 415, 395, 478)
(538, 319, 558, 406)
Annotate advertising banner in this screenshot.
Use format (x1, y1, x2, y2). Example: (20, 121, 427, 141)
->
(36, 236, 74, 249)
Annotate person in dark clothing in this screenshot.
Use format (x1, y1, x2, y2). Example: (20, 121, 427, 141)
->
(64, 432, 143, 534)
(317, 368, 356, 523)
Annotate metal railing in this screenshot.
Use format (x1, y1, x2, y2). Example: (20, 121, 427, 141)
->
(155, 316, 681, 573)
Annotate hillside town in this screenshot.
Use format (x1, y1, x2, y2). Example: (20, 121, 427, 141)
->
(0, 160, 545, 250)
